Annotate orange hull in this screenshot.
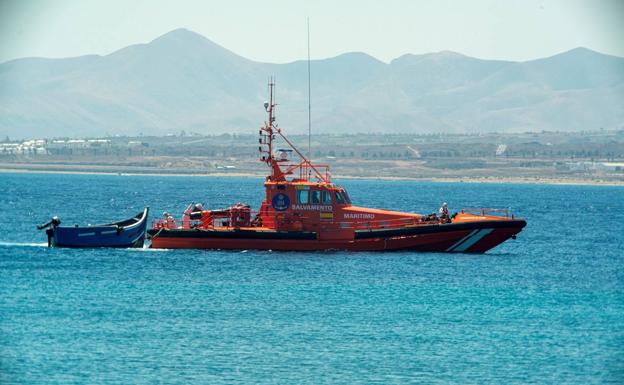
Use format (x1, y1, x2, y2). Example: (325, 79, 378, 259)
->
(148, 219, 526, 253)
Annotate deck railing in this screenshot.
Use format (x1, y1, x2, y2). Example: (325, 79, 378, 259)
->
(152, 207, 515, 231)
(459, 208, 512, 218)
(328, 217, 422, 230)
(281, 160, 331, 182)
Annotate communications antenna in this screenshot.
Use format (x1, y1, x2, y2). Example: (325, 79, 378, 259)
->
(307, 17, 312, 159)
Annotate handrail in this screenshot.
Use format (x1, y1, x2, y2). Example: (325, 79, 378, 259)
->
(274, 129, 330, 183)
(152, 213, 422, 231)
(281, 161, 331, 182)
(152, 207, 515, 232)
(152, 209, 274, 230)
(321, 217, 423, 231)
(459, 208, 510, 218)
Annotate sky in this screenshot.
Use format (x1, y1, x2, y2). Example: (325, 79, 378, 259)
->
(0, 0, 623, 64)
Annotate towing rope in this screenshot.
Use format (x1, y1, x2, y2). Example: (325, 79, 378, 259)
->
(149, 228, 164, 240)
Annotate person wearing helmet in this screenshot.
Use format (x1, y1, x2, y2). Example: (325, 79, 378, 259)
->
(163, 211, 176, 229)
(439, 202, 450, 223)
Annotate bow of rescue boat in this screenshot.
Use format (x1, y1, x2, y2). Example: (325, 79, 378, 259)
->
(445, 211, 526, 253)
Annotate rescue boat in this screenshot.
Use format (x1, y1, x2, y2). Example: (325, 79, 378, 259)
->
(147, 81, 526, 252)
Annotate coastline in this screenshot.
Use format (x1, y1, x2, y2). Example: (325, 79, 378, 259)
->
(1, 165, 622, 186)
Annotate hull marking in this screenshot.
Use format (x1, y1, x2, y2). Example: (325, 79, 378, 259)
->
(451, 229, 494, 252)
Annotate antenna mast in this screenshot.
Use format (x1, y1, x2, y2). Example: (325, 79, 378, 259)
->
(307, 17, 312, 159)
(258, 77, 330, 184)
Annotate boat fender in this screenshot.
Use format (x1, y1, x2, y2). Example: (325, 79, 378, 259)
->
(115, 225, 123, 234)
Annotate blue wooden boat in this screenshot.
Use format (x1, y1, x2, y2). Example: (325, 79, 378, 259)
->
(38, 208, 149, 248)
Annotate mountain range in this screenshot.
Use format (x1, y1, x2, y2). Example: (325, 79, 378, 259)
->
(1, 28, 623, 139)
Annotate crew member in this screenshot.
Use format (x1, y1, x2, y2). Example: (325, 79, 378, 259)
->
(163, 211, 176, 229)
(439, 202, 450, 223)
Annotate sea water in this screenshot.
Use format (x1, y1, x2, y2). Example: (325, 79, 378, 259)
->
(0, 172, 622, 384)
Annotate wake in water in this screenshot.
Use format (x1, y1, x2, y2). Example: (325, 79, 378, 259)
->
(128, 247, 171, 252)
(0, 240, 174, 251)
(124, 243, 170, 252)
(0, 241, 48, 247)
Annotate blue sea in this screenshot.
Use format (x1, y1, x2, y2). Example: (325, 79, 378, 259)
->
(1, 172, 622, 384)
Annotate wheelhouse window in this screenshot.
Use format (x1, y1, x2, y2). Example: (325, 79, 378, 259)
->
(342, 190, 352, 204)
(334, 190, 345, 204)
(297, 190, 309, 204)
(334, 190, 350, 205)
(322, 190, 332, 204)
(310, 190, 321, 204)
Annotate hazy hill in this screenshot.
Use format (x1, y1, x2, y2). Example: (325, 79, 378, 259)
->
(1, 28, 623, 138)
